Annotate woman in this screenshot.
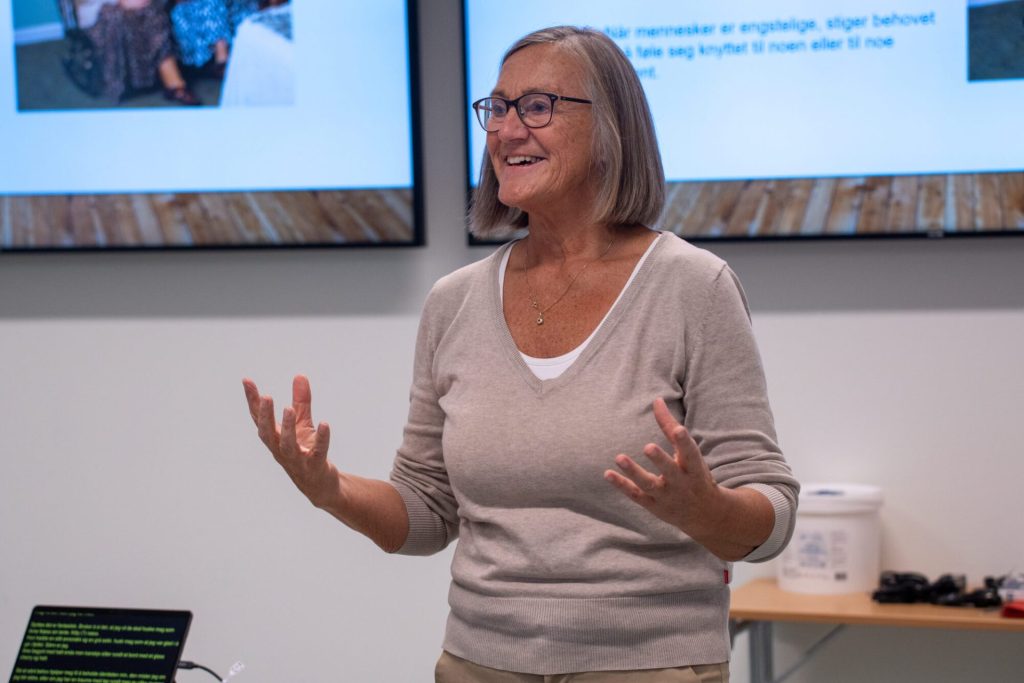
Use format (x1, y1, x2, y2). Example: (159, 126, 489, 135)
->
(243, 26, 798, 681)
(168, 0, 261, 72)
(73, 0, 200, 105)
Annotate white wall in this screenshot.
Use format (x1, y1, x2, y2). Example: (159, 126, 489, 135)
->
(2, 1, 1024, 681)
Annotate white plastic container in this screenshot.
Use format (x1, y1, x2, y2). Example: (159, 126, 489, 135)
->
(778, 483, 884, 594)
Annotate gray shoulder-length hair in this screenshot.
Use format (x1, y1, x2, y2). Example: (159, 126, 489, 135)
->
(470, 26, 665, 238)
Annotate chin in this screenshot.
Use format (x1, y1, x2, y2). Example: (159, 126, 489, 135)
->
(500, 181, 548, 207)
(496, 188, 531, 212)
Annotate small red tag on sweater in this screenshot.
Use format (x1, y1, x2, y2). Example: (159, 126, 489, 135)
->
(724, 569, 731, 584)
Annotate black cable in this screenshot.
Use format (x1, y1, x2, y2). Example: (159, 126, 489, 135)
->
(178, 660, 223, 681)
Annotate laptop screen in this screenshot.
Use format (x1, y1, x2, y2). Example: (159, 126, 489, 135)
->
(9, 605, 192, 683)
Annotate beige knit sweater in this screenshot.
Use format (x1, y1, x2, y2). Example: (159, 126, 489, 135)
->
(390, 232, 798, 674)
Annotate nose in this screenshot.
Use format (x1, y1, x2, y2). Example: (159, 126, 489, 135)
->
(494, 108, 530, 142)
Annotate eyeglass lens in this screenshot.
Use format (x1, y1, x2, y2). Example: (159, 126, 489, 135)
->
(477, 94, 553, 131)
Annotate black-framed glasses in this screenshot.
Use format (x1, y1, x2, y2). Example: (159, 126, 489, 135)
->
(472, 92, 592, 132)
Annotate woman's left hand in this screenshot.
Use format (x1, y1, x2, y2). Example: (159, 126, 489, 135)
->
(604, 397, 725, 538)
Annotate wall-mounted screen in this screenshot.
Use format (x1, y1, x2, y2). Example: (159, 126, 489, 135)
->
(465, 0, 1024, 241)
(1, 0, 422, 250)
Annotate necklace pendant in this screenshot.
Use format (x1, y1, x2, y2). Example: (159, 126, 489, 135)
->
(536, 313, 544, 325)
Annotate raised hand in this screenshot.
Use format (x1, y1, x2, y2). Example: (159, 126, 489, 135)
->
(242, 374, 340, 510)
(604, 397, 725, 538)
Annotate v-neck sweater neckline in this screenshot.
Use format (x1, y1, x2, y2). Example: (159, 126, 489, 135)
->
(490, 231, 669, 394)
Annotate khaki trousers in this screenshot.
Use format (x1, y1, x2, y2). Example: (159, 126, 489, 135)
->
(435, 651, 729, 683)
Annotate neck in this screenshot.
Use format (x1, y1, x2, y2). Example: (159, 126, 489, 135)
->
(517, 179, 611, 261)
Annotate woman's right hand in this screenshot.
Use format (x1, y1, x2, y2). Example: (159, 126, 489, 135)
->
(242, 375, 341, 510)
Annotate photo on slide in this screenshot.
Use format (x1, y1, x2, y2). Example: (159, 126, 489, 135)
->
(1, 1, 422, 250)
(15, 0, 294, 111)
(967, 0, 1024, 81)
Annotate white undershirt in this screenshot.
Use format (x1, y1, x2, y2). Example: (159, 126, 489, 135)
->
(499, 235, 660, 380)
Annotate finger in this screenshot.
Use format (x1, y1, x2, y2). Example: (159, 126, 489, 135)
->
(670, 426, 703, 474)
(310, 422, 331, 460)
(292, 375, 314, 428)
(280, 406, 300, 459)
(652, 397, 682, 444)
(642, 442, 680, 478)
(257, 395, 280, 451)
(242, 378, 261, 424)
(604, 469, 655, 507)
(653, 398, 701, 469)
(614, 453, 662, 492)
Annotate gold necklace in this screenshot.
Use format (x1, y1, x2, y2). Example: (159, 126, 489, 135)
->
(522, 234, 616, 326)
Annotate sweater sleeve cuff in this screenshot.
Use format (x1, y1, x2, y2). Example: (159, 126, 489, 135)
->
(390, 482, 451, 556)
(740, 484, 793, 563)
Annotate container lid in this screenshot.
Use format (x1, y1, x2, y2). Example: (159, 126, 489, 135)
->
(798, 483, 884, 515)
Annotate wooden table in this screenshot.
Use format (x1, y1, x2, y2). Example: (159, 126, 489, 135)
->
(729, 578, 1024, 683)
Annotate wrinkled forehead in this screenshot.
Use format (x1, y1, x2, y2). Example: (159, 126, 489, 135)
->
(492, 43, 589, 98)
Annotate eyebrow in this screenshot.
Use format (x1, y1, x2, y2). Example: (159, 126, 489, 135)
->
(490, 85, 559, 98)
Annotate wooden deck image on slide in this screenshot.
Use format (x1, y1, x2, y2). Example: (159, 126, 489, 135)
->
(662, 172, 1024, 239)
(0, 188, 416, 250)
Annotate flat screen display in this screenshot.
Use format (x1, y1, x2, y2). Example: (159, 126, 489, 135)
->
(464, 0, 1024, 241)
(9, 606, 192, 683)
(2, 0, 422, 250)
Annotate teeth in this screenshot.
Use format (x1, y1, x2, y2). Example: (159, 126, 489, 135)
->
(507, 155, 541, 165)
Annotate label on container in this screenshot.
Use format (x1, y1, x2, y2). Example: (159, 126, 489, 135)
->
(781, 528, 851, 582)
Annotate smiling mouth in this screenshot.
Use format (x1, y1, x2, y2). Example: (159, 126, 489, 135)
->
(506, 155, 544, 166)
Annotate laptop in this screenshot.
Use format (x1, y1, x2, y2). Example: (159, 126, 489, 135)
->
(9, 605, 192, 683)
